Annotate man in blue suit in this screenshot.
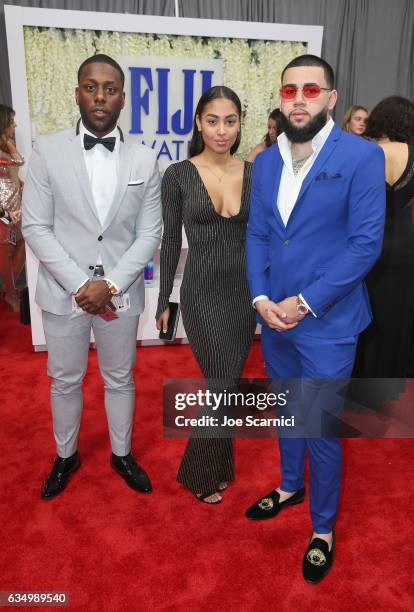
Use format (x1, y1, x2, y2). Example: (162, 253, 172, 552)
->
(245, 55, 385, 583)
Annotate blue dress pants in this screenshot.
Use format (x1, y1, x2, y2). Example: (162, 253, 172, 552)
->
(261, 325, 358, 533)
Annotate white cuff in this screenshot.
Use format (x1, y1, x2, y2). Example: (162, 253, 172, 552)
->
(299, 293, 317, 318)
(252, 295, 269, 309)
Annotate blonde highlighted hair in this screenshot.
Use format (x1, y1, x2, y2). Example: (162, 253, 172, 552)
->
(342, 105, 368, 132)
(0, 104, 15, 153)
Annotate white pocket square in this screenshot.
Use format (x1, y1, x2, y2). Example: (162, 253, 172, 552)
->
(128, 179, 144, 186)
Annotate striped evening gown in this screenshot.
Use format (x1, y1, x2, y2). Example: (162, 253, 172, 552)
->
(156, 159, 256, 495)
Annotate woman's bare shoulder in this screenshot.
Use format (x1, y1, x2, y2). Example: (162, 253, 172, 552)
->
(246, 142, 266, 162)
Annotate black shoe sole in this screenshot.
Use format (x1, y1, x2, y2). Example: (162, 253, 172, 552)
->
(246, 494, 305, 520)
(40, 458, 80, 501)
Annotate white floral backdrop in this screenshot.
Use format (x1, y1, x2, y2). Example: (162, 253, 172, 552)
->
(24, 28, 306, 158)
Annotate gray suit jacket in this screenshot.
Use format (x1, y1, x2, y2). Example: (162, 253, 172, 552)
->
(22, 125, 162, 315)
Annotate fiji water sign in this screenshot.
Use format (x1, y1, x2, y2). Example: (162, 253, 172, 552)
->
(119, 56, 224, 172)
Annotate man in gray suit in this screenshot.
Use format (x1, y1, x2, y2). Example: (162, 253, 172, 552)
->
(22, 54, 162, 499)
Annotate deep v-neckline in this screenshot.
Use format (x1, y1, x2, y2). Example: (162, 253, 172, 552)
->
(187, 159, 247, 219)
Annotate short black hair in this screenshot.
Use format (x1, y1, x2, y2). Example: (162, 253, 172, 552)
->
(78, 54, 125, 87)
(188, 85, 242, 157)
(281, 54, 335, 89)
(365, 96, 414, 144)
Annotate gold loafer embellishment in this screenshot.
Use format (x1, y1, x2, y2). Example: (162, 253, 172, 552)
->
(306, 547, 327, 566)
(258, 497, 274, 510)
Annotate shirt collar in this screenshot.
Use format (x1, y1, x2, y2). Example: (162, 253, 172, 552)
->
(79, 121, 119, 151)
(277, 116, 335, 158)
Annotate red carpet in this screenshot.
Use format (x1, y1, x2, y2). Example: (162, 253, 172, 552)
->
(0, 300, 413, 611)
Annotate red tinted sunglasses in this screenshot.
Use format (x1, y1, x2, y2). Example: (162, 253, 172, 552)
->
(279, 83, 331, 100)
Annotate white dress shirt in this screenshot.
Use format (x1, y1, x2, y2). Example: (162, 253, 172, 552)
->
(277, 117, 334, 225)
(76, 122, 120, 293)
(253, 118, 335, 315)
(79, 122, 119, 226)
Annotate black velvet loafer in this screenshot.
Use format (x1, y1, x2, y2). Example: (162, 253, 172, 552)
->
(302, 531, 335, 583)
(41, 451, 80, 500)
(110, 452, 152, 493)
(245, 487, 305, 520)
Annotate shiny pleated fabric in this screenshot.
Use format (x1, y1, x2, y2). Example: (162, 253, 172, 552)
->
(0, 151, 24, 244)
(157, 159, 257, 494)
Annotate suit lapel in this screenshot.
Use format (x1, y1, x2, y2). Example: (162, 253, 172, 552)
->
(68, 129, 101, 225)
(102, 139, 134, 232)
(269, 146, 285, 228)
(287, 124, 342, 226)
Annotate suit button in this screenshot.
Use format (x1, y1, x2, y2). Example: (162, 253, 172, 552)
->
(89, 265, 94, 270)
(98, 235, 103, 241)
(284, 240, 290, 246)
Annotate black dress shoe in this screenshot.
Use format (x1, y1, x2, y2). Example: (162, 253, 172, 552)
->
(302, 531, 335, 583)
(110, 452, 152, 493)
(245, 487, 305, 520)
(41, 451, 80, 500)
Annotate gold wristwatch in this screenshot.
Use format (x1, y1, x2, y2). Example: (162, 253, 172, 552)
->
(296, 295, 309, 315)
(105, 280, 118, 296)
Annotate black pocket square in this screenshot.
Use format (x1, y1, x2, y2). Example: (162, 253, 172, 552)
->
(315, 171, 343, 181)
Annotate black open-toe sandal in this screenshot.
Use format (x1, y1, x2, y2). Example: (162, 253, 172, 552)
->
(195, 492, 222, 504)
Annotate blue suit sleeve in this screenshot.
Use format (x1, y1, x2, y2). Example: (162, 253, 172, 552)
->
(246, 156, 272, 300)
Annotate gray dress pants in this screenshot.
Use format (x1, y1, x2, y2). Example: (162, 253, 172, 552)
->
(42, 310, 140, 457)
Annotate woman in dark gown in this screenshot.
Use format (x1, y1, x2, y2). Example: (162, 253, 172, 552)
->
(353, 97, 414, 403)
(156, 86, 256, 504)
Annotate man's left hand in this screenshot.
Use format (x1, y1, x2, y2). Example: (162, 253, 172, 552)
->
(75, 281, 112, 314)
(277, 296, 306, 324)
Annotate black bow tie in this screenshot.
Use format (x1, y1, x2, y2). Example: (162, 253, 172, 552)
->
(83, 134, 116, 152)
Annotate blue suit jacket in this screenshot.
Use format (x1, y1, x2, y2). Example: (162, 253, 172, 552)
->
(246, 123, 386, 338)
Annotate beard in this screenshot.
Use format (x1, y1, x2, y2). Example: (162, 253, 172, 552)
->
(280, 108, 329, 143)
(79, 106, 120, 137)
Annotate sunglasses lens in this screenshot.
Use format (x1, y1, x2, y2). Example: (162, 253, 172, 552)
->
(280, 85, 297, 99)
(303, 84, 321, 98)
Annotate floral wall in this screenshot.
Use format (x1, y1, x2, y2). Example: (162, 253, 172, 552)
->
(24, 28, 306, 159)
